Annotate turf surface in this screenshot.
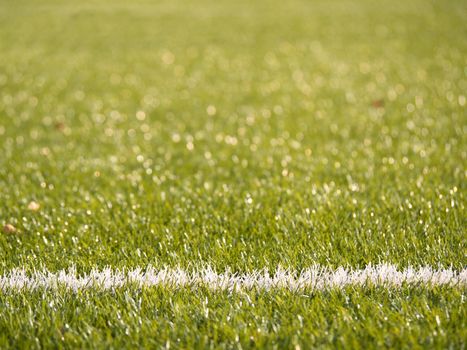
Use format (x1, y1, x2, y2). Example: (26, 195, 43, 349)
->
(0, 0, 466, 348)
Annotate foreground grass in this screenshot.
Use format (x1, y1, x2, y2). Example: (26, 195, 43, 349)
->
(1, 287, 465, 349)
(0, 0, 465, 347)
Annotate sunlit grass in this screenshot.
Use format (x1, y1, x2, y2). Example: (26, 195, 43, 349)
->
(0, 0, 465, 348)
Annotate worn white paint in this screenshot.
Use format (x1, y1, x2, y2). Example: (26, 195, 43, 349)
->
(1, 264, 465, 292)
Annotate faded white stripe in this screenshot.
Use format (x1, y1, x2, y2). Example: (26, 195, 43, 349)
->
(0, 265, 465, 292)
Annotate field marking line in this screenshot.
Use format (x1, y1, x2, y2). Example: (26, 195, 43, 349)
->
(1, 264, 465, 292)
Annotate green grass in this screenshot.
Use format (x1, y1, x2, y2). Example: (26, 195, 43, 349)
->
(1, 287, 465, 349)
(0, 0, 466, 348)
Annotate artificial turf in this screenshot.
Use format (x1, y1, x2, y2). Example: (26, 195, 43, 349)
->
(0, 0, 465, 348)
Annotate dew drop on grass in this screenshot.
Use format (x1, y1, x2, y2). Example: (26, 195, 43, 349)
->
(27, 201, 40, 211)
(206, 105, 217, 116)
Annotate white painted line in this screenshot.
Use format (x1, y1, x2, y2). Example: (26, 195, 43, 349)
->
(0, 264, 465, 292)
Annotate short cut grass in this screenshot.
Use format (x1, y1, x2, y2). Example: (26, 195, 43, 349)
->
(0, 0, 466, 348)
